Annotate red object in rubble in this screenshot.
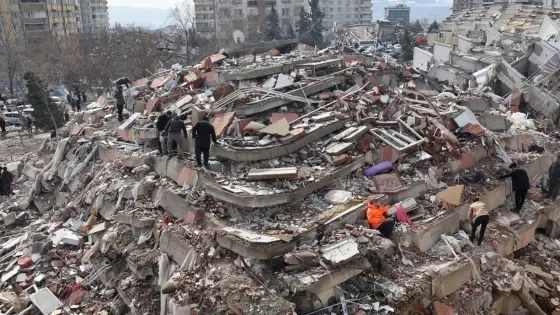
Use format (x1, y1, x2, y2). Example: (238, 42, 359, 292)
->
(17, 256, 32, 268)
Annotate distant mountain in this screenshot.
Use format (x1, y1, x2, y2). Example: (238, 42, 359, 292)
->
(108, 6, 170, 28)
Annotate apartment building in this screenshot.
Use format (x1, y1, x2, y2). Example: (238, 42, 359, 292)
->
(194, 0, 309, 45)
(384, 4, 410, 25)
(321, 0, 372, 29)
(0, 0, 108, 42)
(79, 0, 108, 37)
(451, 0, 544, 12)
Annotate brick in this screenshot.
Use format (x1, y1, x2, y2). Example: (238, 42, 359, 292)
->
(357, 136, 372, 153)
(333, 154, 352, 166)
(376, 145, 399, 163)
(279, 128, 305, 144)
(69, 125, 85, 137)
(211, 112, 235, 137)
(177, 167, 199, 186)
(269, 112, 299, 124)
(146, 97, 160, 113)
(185, 210, 203, 224)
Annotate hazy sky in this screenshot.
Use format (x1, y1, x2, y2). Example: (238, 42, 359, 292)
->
(107, 0, 178, 8)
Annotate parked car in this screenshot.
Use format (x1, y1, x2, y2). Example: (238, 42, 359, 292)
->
(3, 111, 21, 126)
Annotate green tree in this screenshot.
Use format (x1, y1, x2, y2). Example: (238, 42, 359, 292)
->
(266, 6, 281, 40)
(24, 72, 64, 132)
(428, 20, 439, 33)
(410, 19, 423, 34)
(297, 9, 310, 40)
(307, 0, 324, 47)
(401, 28, 413, 61)
(286, 23, 295, 38)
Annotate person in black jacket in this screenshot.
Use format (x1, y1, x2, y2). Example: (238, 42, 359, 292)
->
(192, 116, 217, 167)
(156, 111, 172, 155)
(498, 163, 530, 212)
(1, 167, 13, 196)
(114, 86, 125, 122)
(165, 115, 187, 159)
(548, 155, 560, 199)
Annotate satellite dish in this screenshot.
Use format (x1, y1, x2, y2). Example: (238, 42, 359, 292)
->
(233, 30, 245, 44)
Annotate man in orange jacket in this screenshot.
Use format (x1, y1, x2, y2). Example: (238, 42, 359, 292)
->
(366, 200, 395, 237)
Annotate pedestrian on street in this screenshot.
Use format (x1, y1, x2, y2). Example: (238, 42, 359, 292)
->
(1, 167, 13, 196)
(547, 154, 560, 200)
(468, 197, 489, 246)
(164, 115, 187, 159)
(114, 86, 125, 122)
(192, 116, 217, 168)
(498, 162, 530, 212)
(156, 111, 172, 156)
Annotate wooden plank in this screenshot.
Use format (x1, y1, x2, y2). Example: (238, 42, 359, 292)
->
(247, 167, 298, 180)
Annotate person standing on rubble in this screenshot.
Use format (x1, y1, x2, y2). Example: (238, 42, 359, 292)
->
(192, 116, 217, 168)
(468, 197, 489, 246)
(165, 115, 187, 159)
(547, 155, 560, 200)
(114, 86, 125, 122)
(498, 162, 530, 212)
(0, 110, 6, 137)
(2, 167, 13, 196)
(81, 91, 87, 104)
(156, 111, 172, 156)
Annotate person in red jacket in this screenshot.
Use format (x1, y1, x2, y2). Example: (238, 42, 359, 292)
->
(366, 201, 395, 237)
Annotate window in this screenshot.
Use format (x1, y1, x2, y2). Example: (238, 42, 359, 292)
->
(282, 8, 290, 16)
(234, 9, 243, 16)
(218, 8, 230, 17)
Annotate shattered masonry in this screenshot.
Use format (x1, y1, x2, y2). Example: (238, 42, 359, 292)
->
(4, 14, 560, 314)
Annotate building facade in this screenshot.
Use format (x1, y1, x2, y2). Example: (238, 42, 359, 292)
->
(0, 0, 108, 42)
(195, 0, 309, 45)
(79, 0, 109, 37)
(194, 0, 372, 44)
(321, 0, 372, 29)
(384, 4, 410, 25)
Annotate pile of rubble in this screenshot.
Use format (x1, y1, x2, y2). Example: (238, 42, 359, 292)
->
(2, 29, 560, 315)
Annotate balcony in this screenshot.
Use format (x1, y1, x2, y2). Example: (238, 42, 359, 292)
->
(247, 0, 276, 6)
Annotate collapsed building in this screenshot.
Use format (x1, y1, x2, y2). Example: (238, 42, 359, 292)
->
(1, 20, 560, 314)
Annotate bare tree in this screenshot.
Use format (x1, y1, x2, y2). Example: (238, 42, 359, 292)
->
(169, 0, 197, 64)
(419, 18, 431, 31)
(0, 2, 25, 97)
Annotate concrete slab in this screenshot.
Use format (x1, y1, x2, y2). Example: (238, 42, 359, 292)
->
(159, 230, 201, 271)
(326, 142, 353, 155)
(479, 114, 509, 131)
(247, 167, 298, 180)
(320, 238, 360, 266)
(213, 118, 351, 162)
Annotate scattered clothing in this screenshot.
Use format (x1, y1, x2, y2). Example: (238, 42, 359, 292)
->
(395, 202, 413, 226)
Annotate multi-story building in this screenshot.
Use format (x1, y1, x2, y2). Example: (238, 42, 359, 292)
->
(194, 0, 309, 45)
(321, 0, 372, 29)
(452, 0, 545, 12)
(0, 0, 108, 42)
(79, 0, 109, 37)
(0, 0, 82, 42)
(384, 4, 410, 25)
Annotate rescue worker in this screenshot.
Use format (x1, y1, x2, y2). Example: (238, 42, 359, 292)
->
(114, 86, 125, 122)
(468, 197, 489, 246)
(191, 116, 217, 168)
(498, 162, 530, 212)
(75, 89, 81, 112)
(366, 200, 394, 237)
(164, 115, 187, 159)
(2, 167, 13, 196)
(548, 154, 560, 200)
(156, 111, 172, 156)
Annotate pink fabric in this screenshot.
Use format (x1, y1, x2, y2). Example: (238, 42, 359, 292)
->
(395, 203, 413, 226)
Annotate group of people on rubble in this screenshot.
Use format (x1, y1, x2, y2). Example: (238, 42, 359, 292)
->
(67, 88, 87, 113)
(155, 110, 217, 167)
(365, 156, 560, 247)
(0, 167, 13, 197)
